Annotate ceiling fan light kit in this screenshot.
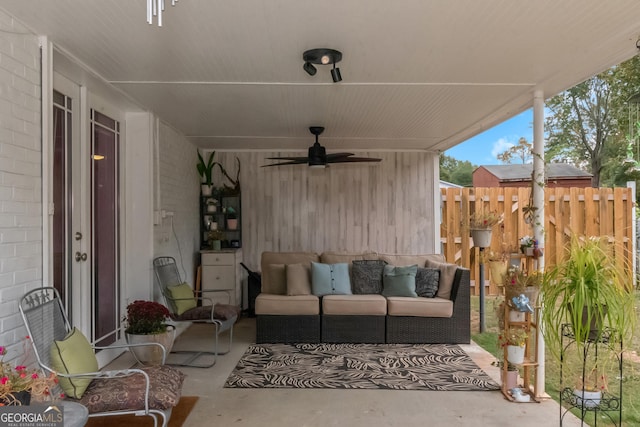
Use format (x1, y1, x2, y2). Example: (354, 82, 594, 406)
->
(263, 127, 381, 168)
(303, 48, 343, 82)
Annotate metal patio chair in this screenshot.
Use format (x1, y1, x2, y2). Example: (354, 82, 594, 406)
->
(153, 256, 237, 368)
(19, 287, 185, 427)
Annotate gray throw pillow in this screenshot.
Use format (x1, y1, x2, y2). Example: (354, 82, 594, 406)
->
(351, 260, 386, 294)
(415, 268, 440, 298)
(382, 264, 418, 297)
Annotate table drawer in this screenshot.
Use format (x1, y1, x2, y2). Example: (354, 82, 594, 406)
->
(202, 252, 235, 266)
(202, 265, 235, 291)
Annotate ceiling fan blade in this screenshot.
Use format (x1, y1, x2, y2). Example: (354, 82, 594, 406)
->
(262, 159, 309, 167)
(266, 156, 309, 161)
(327, 156, 382, 163)
(326, 152, 355, 160)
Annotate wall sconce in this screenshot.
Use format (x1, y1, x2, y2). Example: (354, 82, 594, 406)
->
(303, 48, 342, 83)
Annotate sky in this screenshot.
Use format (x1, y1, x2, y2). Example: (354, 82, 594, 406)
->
(444, 109, 534, 166)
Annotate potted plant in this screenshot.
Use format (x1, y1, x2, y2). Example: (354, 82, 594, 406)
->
(486, 249, 509, 290)
(123, 300, 175, 365)
(519, 236, 534, 255)
(501, 266, 541, 314)
(0, 342, 60, 405)
(197, 150, 216, 196)
(208, 229, 224, 250)
(540, 235, 635, 361)
(226, 207, 238, 230)
(572, 367, 607, 409)
(206, 197, 218, 213)
(499, 327, 528, 364)
(468, 210, 503, 248)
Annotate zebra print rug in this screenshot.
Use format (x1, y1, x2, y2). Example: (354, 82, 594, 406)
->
(224, 343, 500, 391)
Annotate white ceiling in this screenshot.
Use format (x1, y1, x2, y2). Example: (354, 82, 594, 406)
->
(3, 0, 640, 151)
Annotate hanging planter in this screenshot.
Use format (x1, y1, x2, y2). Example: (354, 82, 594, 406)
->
(470, 228, 492, 248)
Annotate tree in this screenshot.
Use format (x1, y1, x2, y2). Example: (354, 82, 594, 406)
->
(496, 137, 533, 164)
(545, 56, 640, 187)
(439, 154, 476, 187)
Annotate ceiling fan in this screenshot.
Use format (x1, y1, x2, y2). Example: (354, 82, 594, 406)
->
(263, 127, 382, 168)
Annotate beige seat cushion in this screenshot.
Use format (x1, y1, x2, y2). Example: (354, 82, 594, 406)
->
(319, 251, 379, 264)
(255, 293, 320, 315)
(386, 296, 453, 318)
(322, 294, 387, 315)
(378, 254, 445, 267)
(260, 252, 319, 294)
(424, 259, 458, 300)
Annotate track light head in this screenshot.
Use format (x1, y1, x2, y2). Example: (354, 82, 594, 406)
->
(303, 62, 317, 76)
(331, 65, 342, 83)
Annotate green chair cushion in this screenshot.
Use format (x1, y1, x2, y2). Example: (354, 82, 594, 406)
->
(50, 327, 99, 399)
(168, 283, 197, 315)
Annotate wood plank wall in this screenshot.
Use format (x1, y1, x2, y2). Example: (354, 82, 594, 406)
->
(213, 151, 439, 270)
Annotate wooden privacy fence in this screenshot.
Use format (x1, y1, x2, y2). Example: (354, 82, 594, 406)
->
(440, 187, 635, 296)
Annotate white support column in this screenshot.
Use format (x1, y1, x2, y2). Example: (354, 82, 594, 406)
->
(532, 89, 546, 397)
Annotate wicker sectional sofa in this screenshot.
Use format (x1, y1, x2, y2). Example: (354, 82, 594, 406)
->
(255, 251, 470, 344)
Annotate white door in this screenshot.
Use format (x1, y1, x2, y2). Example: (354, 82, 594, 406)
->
(52, 74, 123, 357)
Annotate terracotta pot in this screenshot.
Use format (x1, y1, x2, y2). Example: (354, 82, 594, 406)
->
(501, 369, 519, 390)
(126, 328, 175, 365)
(227, 218, 238, 230)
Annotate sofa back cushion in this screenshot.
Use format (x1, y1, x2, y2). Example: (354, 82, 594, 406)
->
(378, 253, 445, 267)
(261, 252, 319, 294)
(319, 251, 379, 264)
(415, 268, 440, 298)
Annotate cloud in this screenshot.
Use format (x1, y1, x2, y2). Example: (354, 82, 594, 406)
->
(491, 138, 515, 159)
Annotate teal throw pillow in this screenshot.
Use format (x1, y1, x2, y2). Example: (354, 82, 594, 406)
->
(311, 262, 352, 296)
(382, 264, 418, 297)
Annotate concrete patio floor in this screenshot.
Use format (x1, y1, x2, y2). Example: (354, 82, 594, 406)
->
(111, 318, 583, 426)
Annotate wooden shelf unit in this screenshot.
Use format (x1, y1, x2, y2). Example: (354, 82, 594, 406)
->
(501, 303, 540, 403)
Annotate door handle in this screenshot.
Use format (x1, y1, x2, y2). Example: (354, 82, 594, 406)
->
(75, 252, 88, 262)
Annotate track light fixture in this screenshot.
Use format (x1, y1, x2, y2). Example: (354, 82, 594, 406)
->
(303, 48, 343, 83)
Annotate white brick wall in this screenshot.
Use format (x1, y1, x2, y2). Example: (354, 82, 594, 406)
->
(0, 10, 41, 360)
(153, 122, 200, 287)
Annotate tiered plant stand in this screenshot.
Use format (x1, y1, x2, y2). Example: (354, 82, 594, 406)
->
(559, 324, 623, 426)
(501, 303, 540, 403)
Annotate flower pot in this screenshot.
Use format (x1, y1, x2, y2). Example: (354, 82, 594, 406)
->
(573, 388, 601, 408)
(506, 345, 525, 364)
(509, 310, 526, 322)
(488, 260, 508, 288)
(211, 240, 222, 250)
(568, 303, 607, 342)
(1, 390, 31, 406)
(126, 329, 175, 366)
(501, 369, 519, 390)
(470, 228, 492, 248)
(209, 221, 218, 231)
(525, 247, 534, 257)
(207, 204, 217, 213)
(227, 218, 238, 230)
(201, 184, 213, 196)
